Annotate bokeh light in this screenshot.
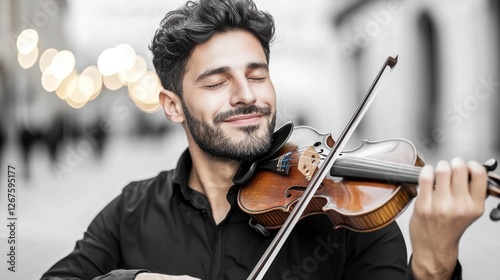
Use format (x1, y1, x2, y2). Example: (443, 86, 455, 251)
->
(81, 66, 103, 100)
(128, 71, 162, 112)
(41, 65, 62, 92)
(16, 29, 39, 55)
(51, 50, 76, 80)
(55, 71, 78, 100)
(39, 48, 59, 73)
(18, 46, 39, 69)
(118, 55, 148, 85)
(17, 28, 163, 112)
(103, 73, 124, 91)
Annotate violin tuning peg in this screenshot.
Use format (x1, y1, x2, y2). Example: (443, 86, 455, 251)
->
(483, 158, 498, 172)
(490, 203, 500, 221)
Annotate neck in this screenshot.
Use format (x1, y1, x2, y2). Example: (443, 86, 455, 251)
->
(188, 144, 241, 224)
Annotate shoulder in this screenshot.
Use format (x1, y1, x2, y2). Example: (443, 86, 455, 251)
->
(120, 170, 176, 209)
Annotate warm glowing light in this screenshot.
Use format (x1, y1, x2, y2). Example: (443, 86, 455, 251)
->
(17, 29, 39, 55)
(81, 65, 103, 100)
(89, 86, 103, 101)
(66, 98, 86, 109)
(56, 71, 78, 100)
(115, 44, 136, 73)
(98, 44, 138, 77)
(119, 55, 148, 85)
(128, 71, 163, 112)
(41, 65, 62, 92)
(66, 75, 94, 108)
(18, 46, 39, 69)
(18, 28, 162, 111)
(39, 48, 59, 73)
(97, 47, 118, 76)
(51, 50, 76, 80)
(73, 75, 94, 102)
(103, 73, 124, 90)
(129, 71, 161, 103)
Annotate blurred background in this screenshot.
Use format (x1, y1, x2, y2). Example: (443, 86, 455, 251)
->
(1, 0, 500, 279)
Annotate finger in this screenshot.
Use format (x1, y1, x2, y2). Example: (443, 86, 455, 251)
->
(467, 160, 488, 203)
(417, 164, 435, 209)
(450, 158, 469, 197)
(434, 160, 452, 198)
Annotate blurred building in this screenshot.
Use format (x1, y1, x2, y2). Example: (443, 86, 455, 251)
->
(330, 0, 500, 163)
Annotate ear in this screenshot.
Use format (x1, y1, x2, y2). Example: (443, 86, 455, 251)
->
(159, 89, 184, 123)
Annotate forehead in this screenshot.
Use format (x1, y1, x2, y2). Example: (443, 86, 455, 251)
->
(184, 30, 267, 78)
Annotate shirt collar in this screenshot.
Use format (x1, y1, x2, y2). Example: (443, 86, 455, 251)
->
(171, 149, 208, 210)
(172, 149, 240, 210)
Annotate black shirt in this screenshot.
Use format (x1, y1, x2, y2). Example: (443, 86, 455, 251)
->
(42, 150, 460, 280)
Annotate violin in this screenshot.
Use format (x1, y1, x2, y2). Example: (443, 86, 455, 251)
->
(236, 123, 500, 233)
(235, 56, 500, 280)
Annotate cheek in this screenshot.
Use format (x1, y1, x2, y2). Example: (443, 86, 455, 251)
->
(187, 95, 225, 122)
(256, 83, 276, 106)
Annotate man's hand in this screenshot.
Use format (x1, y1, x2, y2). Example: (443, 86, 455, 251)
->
(409, 158, 487, 280)
(135, 273, 201, 280)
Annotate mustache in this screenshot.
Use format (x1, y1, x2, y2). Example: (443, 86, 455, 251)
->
(213, 105, 272, 124)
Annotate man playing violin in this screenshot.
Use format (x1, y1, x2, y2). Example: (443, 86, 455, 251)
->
(42, 0, 487, 279)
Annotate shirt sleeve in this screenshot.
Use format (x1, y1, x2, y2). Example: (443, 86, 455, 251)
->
(40, 195, 131, 280)
(342, 221, 462, 280)
(343, 222, 409, 280)
(91, 269, 149, 280)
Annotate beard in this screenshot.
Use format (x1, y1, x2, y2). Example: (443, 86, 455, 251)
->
(182, 102, 276, 161)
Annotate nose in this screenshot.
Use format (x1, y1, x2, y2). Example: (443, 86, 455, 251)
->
(230, 78, 256, 106)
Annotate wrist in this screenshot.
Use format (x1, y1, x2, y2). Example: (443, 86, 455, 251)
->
(411, 248, 458, 280)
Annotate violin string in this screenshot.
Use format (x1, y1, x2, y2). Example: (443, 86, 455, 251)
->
(333, 159, 421, 182)
(272, 145, 424, 179)
(340, 156, 422, 174)
(284, 154, 421, 174)
(487, 177, 500, 188)
(278, 149, 500, 191)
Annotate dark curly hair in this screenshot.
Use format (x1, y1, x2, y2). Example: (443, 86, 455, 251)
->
(149, 0, 275, 97)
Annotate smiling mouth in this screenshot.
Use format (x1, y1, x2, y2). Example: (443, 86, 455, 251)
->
(214, 105, 272, 125)
(223, 113, 263, 124)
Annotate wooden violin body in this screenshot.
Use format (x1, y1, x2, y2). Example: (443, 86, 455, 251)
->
(237, 125, 500, 232)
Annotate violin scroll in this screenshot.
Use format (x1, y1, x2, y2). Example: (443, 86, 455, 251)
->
(484, 158, 500, 221)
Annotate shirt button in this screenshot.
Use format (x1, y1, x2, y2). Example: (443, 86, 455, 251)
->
(201, 209, 209, 218)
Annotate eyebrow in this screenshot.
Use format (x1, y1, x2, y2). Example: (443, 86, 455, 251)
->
(195, 66, 230, 83)
(195, 62, 269, 83)
(247, 62, 269, 71)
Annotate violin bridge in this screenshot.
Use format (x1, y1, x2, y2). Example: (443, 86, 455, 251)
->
(298, 146, 320, 181)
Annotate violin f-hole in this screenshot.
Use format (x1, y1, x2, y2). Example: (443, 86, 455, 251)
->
(284, 183, 325, 198)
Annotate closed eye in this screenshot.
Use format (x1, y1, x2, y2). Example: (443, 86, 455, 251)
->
(205, 81, 226, 90)
(248, 77, 267, 82)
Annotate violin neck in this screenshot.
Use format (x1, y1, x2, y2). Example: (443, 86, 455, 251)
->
(331, 156, 500, 198)
(487, 173, 500, 198)
(330, 156, 421, 184)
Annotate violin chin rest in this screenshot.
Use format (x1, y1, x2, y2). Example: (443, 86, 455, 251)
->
(233, 122, 294, 185)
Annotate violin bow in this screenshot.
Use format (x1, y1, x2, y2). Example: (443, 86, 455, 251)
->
(247, 55, 399, 280)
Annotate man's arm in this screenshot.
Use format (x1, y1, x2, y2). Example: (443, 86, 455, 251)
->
(41, 195, 134, 280)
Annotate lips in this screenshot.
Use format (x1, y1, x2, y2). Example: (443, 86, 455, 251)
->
(223, 113, 263, 122)
(213, 105, 272, 124)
